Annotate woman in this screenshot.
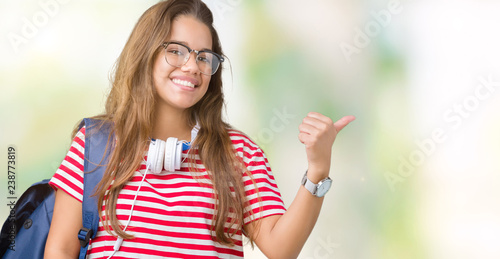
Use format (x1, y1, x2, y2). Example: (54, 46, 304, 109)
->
(44, 0, 355, 258)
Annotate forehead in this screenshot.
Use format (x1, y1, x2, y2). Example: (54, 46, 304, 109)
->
(169, 15, 212, 50)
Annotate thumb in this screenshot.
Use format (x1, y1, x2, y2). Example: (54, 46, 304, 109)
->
(334, 115, 356, 132)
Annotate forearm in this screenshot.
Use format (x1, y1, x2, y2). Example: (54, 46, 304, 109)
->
(263, 168, 328, 258)
(272, 189, 324, 258)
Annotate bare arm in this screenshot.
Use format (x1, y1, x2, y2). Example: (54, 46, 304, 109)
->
(245, 113, 355, 259)
(44, 189, 82, 259)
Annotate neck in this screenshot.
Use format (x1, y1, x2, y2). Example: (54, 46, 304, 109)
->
(152, 103, 193, 142)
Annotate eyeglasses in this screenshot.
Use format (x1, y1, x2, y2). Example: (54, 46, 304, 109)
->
(162, 42, 224, 76)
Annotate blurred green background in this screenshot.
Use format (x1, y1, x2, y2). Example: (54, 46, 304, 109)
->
(1, 0, 500, 258)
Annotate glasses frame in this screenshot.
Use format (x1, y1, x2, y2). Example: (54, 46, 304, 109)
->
(162, 41, 225, 76)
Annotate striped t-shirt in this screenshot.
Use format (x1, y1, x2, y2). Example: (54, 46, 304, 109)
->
(49, 127, 286, 259)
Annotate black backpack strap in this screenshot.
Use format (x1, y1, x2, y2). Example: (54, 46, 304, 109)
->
(77, 118, 114, 259)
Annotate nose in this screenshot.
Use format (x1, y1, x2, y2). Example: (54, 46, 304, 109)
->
(181, 51, 199, 74)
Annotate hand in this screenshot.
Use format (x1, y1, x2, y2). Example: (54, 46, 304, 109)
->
(298, 112, 355, 179)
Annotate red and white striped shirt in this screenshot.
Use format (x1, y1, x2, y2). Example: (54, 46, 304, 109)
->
(49, 127, 286, 259)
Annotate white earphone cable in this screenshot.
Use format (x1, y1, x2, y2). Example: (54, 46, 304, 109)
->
(106, 162, 150, 259)
(179, 140, 192, 165)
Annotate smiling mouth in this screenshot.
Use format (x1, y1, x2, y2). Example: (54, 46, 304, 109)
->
(172, 78, 197, 88)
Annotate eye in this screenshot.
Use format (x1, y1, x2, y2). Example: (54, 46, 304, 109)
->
(197, 53, 213, 65)
(168, 49, 184, 56)
(165, 43, 187, 56)
(197, 56, 210, 64)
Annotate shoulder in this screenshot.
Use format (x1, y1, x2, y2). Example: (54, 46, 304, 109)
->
(78, 125, 86, 136)
(227, 128, 268, 162)
(71, 126, 86, 149)
(79, 117, 113, 136)
(72, 117, 116, 147)
(227, 128, 260, 149)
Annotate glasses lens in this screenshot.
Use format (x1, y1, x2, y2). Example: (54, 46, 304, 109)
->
(165, 43, 188, 67)
(164, 42, 221, 75)
(197, 52, 220, 75)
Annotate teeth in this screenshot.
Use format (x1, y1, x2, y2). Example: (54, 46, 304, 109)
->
(173, 78, 196, 88)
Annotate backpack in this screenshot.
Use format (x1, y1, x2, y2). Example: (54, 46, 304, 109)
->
(0, 118, 113, 259)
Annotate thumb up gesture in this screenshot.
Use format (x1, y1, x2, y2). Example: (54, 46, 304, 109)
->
(298, 112, 355, 180)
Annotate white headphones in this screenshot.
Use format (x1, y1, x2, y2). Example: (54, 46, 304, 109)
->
(146, 123, 200, 174)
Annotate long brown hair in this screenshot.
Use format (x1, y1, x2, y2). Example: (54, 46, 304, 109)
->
(73, 0, 259, 246)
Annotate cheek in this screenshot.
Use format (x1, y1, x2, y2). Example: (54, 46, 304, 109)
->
(201, 78, 214, 100)
(153, 55, 172, 79)
(201, 75, 212, 88)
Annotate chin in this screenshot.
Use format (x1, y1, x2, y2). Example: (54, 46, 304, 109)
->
(176, 101, 199, 110)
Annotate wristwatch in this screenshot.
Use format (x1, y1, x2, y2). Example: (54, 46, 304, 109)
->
(301, 170, 332, 197)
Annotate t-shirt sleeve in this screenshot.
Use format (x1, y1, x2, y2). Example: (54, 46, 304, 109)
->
(229, 130, 287, 225)
(49, 126, 86, 203)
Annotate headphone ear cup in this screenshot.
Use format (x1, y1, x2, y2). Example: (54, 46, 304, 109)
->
(164, 137, 178, 172)
(147, 139, 165, 175)
(174, 141, 183, 170)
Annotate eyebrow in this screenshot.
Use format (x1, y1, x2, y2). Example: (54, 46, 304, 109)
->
(170, 40, 213, 52)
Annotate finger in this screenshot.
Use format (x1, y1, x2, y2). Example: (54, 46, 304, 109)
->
(333, 115, 356, 132)
(302, 116, 327, 131)
(306, 112, 333, 125)
(298, 132, 314, 145)
(298, 123, 319, 135)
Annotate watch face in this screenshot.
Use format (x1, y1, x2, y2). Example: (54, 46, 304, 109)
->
(316, 178, 332, 197)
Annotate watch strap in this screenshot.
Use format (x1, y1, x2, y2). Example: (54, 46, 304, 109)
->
(301, 170, 332, 197)
(302, 173, 318, 196)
